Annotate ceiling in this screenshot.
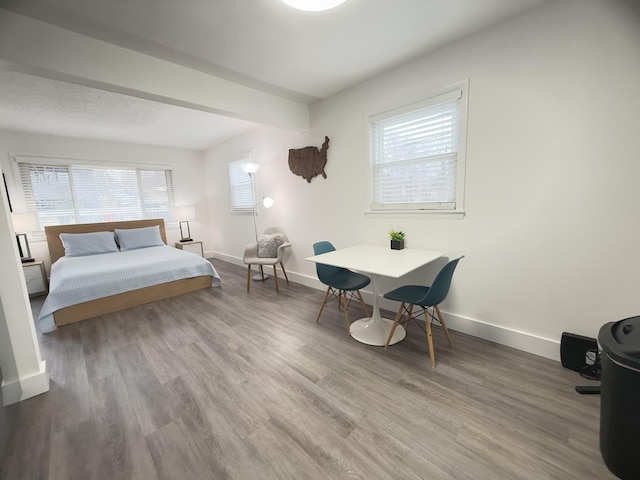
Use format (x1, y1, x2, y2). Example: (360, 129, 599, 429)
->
(0, 0, 549, 150)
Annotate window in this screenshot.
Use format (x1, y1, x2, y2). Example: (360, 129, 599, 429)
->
(369, 81, 468, 212)
(228, 154, 256, 214)
(17, 159, 175, 228)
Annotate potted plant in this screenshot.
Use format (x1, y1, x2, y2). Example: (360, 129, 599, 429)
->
(388, 229, 406, 250)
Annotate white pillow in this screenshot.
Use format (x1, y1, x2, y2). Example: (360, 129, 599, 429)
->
(257, 233, 286, 258)
(115, 225, 164, 251)
(60, 231, 119, 257)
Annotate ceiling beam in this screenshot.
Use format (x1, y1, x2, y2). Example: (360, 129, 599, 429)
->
(0, 9, 309, 132)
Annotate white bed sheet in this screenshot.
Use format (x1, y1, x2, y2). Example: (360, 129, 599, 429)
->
(38, 245, 221, 333)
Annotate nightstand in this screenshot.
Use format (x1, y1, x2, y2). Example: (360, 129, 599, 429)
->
(175, 240, 204, 257)
(22, 260, 48, 297)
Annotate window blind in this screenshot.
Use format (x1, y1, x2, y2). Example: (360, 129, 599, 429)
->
(229, 158, 256, 213)
(18, 161, 175, 227)
(370, 88, 463, 211)
(140, 169, 175, 219)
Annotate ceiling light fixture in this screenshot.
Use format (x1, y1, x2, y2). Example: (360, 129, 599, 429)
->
(280, 0, 348, 12)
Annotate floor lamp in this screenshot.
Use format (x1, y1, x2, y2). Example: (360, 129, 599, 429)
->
(242, 162, 275, 281)
(249, 196, 275, 280)
(242, 161, 261, 241)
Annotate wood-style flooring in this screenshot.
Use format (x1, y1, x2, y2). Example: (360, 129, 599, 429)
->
(0, 260, 613, 479)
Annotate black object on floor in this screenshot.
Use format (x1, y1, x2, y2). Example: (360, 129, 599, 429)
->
(575, 385, 600, 394)
(561, 332, 598, 372)
(579, 349, 602, 381)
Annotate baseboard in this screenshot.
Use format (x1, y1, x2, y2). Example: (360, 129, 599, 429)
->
(1, 360, 49, 406)
(206, 252, 560, 361)
(438, 313, 560, 361)
(207, 252, 243, 266)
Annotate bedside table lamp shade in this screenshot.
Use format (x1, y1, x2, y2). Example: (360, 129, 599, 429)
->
(12, 212, 38, 263)
(171, 206, 196, 242)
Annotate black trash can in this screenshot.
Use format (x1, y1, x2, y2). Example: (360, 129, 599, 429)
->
(598, 316, 640, 480)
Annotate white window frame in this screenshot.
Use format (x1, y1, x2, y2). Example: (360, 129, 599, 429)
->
(228, 152, 257, 214)
(368, 80, 468, 215)
(13, 154, 175, 230)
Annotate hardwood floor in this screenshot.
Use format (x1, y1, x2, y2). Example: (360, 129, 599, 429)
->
(1, 260, 614, 479)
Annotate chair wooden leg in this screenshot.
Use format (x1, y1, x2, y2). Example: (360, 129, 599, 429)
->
(385, 304, 405, 349)
(356, 290, 370, 317)
(259, 265, 265, 281)
(246, 265, 252, 292)
(425, 309, 436, 368)
(342, 290, 351, 332)
(435, 305, 453, 347)
(280, 262, 290, 284)
(315, 287, 331, 322)
(402, 304, 414, 331)
(272, 265, 279, 293)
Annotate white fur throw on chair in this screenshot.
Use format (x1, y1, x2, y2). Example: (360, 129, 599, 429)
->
(257, 233, 286, 258)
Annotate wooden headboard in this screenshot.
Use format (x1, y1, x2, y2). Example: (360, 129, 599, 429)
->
(45, 219, 167, 263)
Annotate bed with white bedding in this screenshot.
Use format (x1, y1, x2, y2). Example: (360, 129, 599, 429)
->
(40, 219, 221, 332)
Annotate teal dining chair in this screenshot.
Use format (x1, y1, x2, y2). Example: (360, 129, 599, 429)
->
(313, 241, 371, 332)
(383, 256, 464, 367)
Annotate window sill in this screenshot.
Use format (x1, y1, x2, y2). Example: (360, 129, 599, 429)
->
(364, 210, 465, 219)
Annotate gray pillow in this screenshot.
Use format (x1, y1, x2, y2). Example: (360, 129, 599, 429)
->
(115, 225, 164, 251)
(257, 233, 285, 258)
(60, 231, 119, 257)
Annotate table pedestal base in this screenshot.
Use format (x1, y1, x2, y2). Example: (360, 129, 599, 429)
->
(350, 317, 406, 346)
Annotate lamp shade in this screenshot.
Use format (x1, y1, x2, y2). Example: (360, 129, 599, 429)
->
(170, 206, 196, 221)
(11, 212, 38, 232)
(262, 197, 274, 209)
(241, 162, 260, 174)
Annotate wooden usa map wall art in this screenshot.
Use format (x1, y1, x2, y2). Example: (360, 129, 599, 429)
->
(288, 136, 329, 183)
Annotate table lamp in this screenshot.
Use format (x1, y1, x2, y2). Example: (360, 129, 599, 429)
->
(170, 206, 196, 242)
(12, 212, 38, 263)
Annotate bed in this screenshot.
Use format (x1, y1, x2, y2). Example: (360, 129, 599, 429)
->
(38, 219, 221, 332)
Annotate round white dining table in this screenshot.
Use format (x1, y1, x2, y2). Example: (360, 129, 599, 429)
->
(306, 244, 445, 346)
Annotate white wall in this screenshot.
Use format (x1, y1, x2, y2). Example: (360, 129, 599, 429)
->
(202, 126, 306, 266)
(204, 0, 640, 360)
(0, 162, 49, 406)
(0, 130, 208, 271)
